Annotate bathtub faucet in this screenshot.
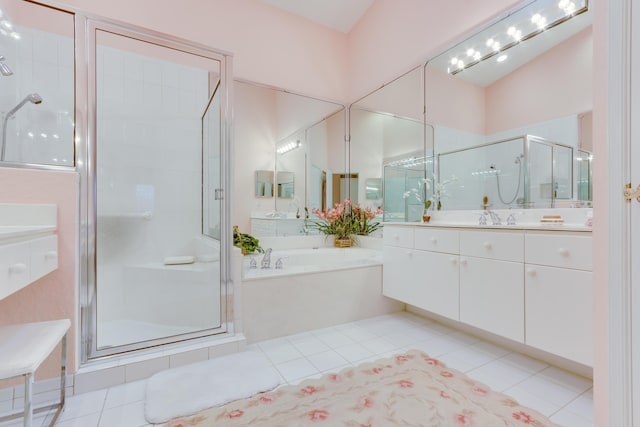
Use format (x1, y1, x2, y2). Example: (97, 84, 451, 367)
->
(261, 248, 272, 269)
(485, 210, 502, 226)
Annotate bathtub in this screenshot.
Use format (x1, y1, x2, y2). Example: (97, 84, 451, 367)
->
(242, 247, 382, 279)
(239, 246, 403, 343)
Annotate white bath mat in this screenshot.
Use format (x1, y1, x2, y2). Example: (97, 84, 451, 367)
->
(144, 350, 281, 424)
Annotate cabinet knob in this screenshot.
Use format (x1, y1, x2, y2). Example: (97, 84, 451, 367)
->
(406, 250, 413, 257)
(431, 237, 438, 244)
(557, 248, 569, 257)
(394, 234, 400, 240)
(527, 268, 537, 277)
(9, 263, 27, 274)
(45, 251, 58, 260)
(450, 257, 457, 264)
(460, 258, 468, 266)
(483, 241, 492, 250)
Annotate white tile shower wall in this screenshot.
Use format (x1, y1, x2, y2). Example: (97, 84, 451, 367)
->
(0, 25, 74, 165)
(96, 45, 209, 326)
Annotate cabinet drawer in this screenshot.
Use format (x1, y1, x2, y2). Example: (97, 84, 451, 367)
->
(414, 228, 459, 254)
(460, 230, 523, 262)
(0, 241, 30, 300)
(30, 235, 58, 281)
(525, 232, 592, 270)
(383, 226, 414, 248)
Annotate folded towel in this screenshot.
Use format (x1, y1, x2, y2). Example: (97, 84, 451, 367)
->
(163, 256, 195, 265)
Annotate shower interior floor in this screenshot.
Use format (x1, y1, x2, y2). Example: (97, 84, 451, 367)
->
(98, 319, 213, 348)
(17, 312, 593, 427)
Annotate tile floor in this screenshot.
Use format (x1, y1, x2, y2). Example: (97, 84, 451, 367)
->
(8, 312, 593, 427)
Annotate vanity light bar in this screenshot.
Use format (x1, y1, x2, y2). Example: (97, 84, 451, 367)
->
(450, 0, 588, 76)
(276, 139, 301, 154)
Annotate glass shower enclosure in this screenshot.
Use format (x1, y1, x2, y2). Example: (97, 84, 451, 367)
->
(437, 135, 574, 210)
(82, 21, 231, 359)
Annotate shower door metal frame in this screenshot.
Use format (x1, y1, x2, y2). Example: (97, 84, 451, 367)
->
(76, 15, 234, 362)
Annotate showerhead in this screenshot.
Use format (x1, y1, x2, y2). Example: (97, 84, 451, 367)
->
(5, 93, 43, 119)
(514, 154, 524, 164)
(1, 93, 44, 161)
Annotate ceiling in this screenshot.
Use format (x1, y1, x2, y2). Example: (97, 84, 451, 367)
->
(259, 0, 375, 33)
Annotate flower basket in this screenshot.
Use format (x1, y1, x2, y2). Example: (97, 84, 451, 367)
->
(334, 236, 353, 248)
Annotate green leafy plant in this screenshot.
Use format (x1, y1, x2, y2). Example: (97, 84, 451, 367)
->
(233, 226, 264, 255)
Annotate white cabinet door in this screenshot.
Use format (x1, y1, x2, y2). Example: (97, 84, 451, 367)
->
(382, 245, 415, 303)
(412, 250, 459, 320)
(460, 256, 524, 342)
(525, 265, 593, 366)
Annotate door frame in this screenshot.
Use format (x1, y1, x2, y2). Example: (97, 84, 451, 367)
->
(76, 15, 234, 362)
(605, 0, 634, 425)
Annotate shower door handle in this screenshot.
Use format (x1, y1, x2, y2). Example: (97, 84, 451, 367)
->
(214, 188, 224, 200)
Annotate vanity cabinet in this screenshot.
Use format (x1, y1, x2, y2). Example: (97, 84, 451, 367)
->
(0, 204, 58, 301)
(459, 230, 524, 342)
(383, 227, 459, 320)
(524, 232, 593, 366)
(382, 224, 593, 366)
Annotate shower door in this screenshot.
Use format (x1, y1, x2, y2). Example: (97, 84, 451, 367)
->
(83, 22, 231, 359)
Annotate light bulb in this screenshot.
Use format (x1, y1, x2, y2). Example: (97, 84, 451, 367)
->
(558, 0, 569, 8)
(507, 26, 516, 36)
(474, 52, 481, 61)
(486, 38, 494, 47)
(493, 41, 500, 51)
(497, 55, 508, 63)
(451, 57, 458, 65)
(531, 13, 541, 24)
(457, 59, 465, 69)
(466, 48, 475, 57)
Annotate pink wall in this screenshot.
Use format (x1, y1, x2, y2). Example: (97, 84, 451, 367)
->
(591, 0, 608, 424)
(347, 0, 520, 101)
(57, 0, 350, 103)
(0, 169, 78, 384)
(485, 27, 593, 135)
(425, 67, 486, 135)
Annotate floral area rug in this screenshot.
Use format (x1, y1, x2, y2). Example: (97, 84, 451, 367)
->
(164, 349, 560, 427)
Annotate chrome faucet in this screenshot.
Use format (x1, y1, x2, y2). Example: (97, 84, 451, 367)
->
(486, 210, 502, 225)
(261, 248, 272, 269)
(275, 256, 288, 269)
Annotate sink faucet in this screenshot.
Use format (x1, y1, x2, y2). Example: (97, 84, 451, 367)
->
(261, 248, 272, 269)
(486, 210, 502, 225)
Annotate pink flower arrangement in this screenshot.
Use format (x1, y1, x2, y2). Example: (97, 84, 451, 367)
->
(312, 199, 383, 239)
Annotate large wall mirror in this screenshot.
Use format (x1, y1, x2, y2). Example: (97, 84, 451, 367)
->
(0, 1, 75, 167)
(235, 80, 345, 234)
(425, 0, 592, 211)
(350, 66, 433, 222)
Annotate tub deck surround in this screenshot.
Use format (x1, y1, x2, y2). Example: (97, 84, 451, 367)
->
(237, 236, 400, 343)
(0, 203, 58, 301)
(382, 218, 593, 368)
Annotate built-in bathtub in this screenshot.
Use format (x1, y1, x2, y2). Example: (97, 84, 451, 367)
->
(240, 244, 403, 343)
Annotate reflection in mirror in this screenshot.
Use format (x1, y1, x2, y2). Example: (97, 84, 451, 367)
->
(350, 66, 429, 221)
(0, 1, 74, 166)
(255, 170, 274, 197)
(365, 178, 382, 199)
(277, 171, 295, 199)
(425, 0, 592, 209)
(234, 80, 344, 235)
